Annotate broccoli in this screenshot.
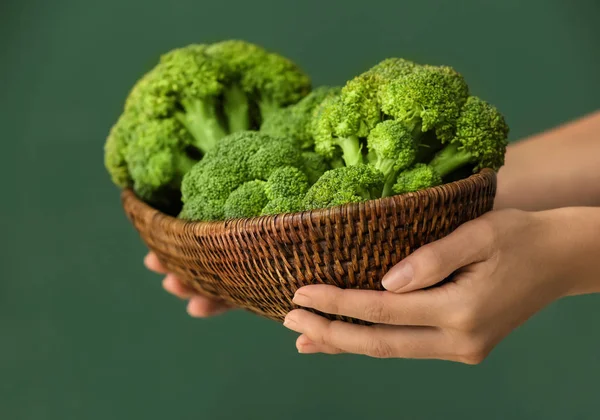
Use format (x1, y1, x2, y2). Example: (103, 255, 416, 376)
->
(393, 96, 509, 194)
(302, 164, 384, 211)
(300, 151, 331, 184)
(311, 59, 468, 175)
(104, 112, 199, 208)
(265, 167, 309, 200)
(104, 40, 311, 206)
(223, 180, 269, 219)
(248, 140, 304, 180)
(105, 45, 511, 219)
(259, 167, 309, 216)
(392, 163, 443, 194)
(179, 131, 312, 221)
(366, 120, 417, 197)
(378, 64, 469, 143)
(260, 86, 341, 149)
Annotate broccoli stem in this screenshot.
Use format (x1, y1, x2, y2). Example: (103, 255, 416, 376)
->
(223, 85, 251, 133)
(429, 142, 473, 177)
(337, 135, 363, 166)
(375, 158, 397, 198)
(176, 98, 227, 153)
(258, 99, 282, 124)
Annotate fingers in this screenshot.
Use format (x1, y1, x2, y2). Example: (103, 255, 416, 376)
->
(144, 252, 168, 274)
(146, 251, 231, 317)
(284, 309, 451, 360)
(296, 335, 343, 354)
(162, 274, 195, 299)
(382, 218, 496, 293)
(292, 284, 447, 326)
(187, 295, 230, 317)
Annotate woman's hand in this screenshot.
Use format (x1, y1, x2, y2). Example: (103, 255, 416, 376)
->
(144, 252, 230, 317)
(283, 207, 599, 364)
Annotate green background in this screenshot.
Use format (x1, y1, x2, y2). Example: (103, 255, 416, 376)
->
(3, 0, 600, 418)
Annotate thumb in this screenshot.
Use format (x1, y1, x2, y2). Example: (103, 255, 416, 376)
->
(381, 219, 495, 293)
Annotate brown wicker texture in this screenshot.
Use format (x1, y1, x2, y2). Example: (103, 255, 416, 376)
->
(121, 168, 497, 323)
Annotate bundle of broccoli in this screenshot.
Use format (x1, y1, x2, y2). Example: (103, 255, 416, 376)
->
(104, 40, 509, 221)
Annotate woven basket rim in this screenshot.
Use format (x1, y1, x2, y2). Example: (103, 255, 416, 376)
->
(121, 168, 496, 234)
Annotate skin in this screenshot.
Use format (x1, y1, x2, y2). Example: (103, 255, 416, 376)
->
(144, 109, 600, 364)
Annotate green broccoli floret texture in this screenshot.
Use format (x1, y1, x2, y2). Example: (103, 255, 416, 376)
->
(302, 165, 384, 211)
(104, 40, 311, 209)
(179, 132, 312, 221)
(223, 181, 269, 220)
(104, 41, 510, 222)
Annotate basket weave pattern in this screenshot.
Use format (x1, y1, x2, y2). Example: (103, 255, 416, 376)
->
(122, 169, 497, 323)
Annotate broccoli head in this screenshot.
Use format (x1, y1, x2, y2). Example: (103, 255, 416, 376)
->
(260, 166, 308, 216)
(223, 180, 269, 219)
(392, 163, 443, 194)
(302, 164, 384, 211)
(265, 166, 309, 200)
(366, 119, 418, 196)
(427, 95, 509, 175)
(378, 64, 469, 143)
(104, 40, 311, 206)
(104, 111, 199, 209)
(248, 139, 303, 180)
(179, 131, 313, 221)
(392, 96, 509, 194)
(311, 59, 467, 171)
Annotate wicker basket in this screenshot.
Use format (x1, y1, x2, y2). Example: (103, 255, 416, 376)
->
(121, 168, 497, 323)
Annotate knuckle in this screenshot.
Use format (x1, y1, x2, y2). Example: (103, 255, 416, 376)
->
(320, 320, 342, 344)
(455, 335, 490, 365)
(363, 338, 395, 358)
(420, 247, 444, 270)
(448, 305, 479, 332)
(472, 217, 499, 253)
(363, 300, 393, 324)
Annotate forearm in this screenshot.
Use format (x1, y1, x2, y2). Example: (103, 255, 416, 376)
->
(536, 206, 600, 296)
(494, 110, 600, 211)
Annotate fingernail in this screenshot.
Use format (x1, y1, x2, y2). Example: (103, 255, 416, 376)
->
(382, 262, 413, 291)
(292, 291, 312, 307)
(283, 315, 297, 329)
(298, 342, 317, 353)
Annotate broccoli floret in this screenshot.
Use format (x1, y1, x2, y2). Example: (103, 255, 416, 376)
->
(223, 180, 269, 219)
(104, 111, 200, 208)
(311, 59, 467, 170)
(366, 120, 417, 197)
(392, 96, 508, 194)
(260, 86, 341, 149)
(125, 118, 198, 199)
(378, 65, 469, 143)
(265, 167, 309, 200)
(247, 137, 303, 180)
(392, 163, 443, 194)
(311, 95, 364, 167)
(429, 95, 509, 174)
(302, 164, 384, 211)
(104, 112, 137, 188)
(334, 58, 418, 138)
(179, 131, 311, 221)
(104, 40, 311, 206)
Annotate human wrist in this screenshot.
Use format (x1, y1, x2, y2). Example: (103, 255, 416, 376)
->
(533, 207, 600, 297)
